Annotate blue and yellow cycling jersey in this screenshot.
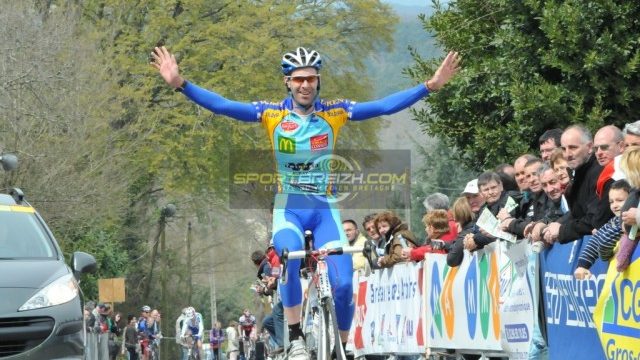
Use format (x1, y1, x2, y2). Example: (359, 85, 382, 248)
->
(182, 82, 429, 195)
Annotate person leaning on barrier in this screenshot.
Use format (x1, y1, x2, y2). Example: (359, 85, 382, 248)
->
(362, 213, 382, 251)
(616, 146, 640, 271)
(543, 125, 614, 244)
(403, 209, 451, 262)
(463, 171, 521, 252)
(447, 197, 477, 267)
(574, 179, 630, 279)
(524, 163, 568, 251)
(375, 211, 418, 268)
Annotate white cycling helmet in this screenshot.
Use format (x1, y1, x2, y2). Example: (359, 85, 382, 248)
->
(281, 47, 322, 75)
(185, 306, 195, 318)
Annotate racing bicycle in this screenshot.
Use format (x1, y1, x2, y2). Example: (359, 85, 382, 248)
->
(183, 334, 201, 360)
(280, 230, 377, 360)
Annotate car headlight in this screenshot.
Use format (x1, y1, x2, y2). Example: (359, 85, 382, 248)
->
(19, 273, 79, 311)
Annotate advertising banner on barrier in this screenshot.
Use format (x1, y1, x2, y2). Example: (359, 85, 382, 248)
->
(424, 245, 502, 351)
(351, 262, 425, 356)
(593, 241, 640, 359)
(499, 240, 534, 359)
(540, 236, 608, 359)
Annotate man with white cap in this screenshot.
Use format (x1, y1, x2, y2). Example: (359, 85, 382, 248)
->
(462, 179, 485, 214)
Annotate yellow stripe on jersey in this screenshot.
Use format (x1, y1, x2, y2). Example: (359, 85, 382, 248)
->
(261, 108, 290, 148)
(316, 107, 348, 147)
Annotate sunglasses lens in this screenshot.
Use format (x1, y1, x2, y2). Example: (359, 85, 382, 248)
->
(289, 75, 318, 84)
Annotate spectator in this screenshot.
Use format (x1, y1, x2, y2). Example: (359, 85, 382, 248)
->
(210, 320, 225, 360)
(375, 211, 418, 268)
(465, 171, 521, 252)
(497, 170, 519, 192)
(226, 321, 240, 360)
(342, 219, 368, 273)
(549, 148, 572, 192)
(403, 209, 451, 262)
(623, 120, 640, 148)
(495, 163, 515, 178)
(252, 248, 285, 354)
(525, 162, 568, 246)
(543, 125, 614, 244)
(539, 128, 563, 161)
(500, 158, 548, 238)
(462, 179, 485, 214)
(447, 197, 477, 267)
(124, 315, 140, 360)
(616, 146, 640, 271)
(362, 213, 382, 252)
(95, 303, 112, 360)
(593, 125, 624, 166)
(574, 179, 630, 279)
(477, 171, 518, 216)
(109, 312, 123, 360)
(422, 192, 459, 241)
(422, 192, 449, 212)
(513, 154, 537, 192)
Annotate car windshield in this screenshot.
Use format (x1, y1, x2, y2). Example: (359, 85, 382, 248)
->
(0, 207, 57, 259)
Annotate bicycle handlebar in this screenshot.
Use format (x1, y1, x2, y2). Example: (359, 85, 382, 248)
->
(279, 239, 379, 285)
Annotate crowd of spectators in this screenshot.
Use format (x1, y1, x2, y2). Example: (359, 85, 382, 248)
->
(339, 121, 640, 360)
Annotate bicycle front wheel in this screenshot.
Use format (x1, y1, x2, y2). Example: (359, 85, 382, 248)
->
(319, 297, 343, 360)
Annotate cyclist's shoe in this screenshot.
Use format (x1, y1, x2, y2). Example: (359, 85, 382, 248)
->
(287, 337, 310, 360)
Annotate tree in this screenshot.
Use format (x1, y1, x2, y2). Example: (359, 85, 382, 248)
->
(408, 0, 640, 170)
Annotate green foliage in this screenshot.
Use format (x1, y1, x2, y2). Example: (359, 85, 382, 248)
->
(409, 0, 640, 170)
(63, 225, 130, 299)
(409, 137, 473, 239)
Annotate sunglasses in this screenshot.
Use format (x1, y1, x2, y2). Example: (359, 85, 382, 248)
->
(287, 74, 320, 85)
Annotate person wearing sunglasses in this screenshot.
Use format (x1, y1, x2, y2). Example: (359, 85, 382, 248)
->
(151, 46, 460, 360)
(593, 124, 624, 166)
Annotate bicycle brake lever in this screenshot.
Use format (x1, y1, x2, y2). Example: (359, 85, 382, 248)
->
(280, 248, 289, 285)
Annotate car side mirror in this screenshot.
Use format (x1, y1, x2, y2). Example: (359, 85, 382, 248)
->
(0, 153, 18, 171)
(72, 251, 97, 277)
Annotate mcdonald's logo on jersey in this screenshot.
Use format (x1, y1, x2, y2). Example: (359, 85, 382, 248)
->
(278, 136, 296, 154)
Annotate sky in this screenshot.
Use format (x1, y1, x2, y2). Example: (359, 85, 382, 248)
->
(382, 0, 427, 6)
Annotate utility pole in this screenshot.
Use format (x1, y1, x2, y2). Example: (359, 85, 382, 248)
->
(209, 270, 217, 325)
(158, 204, 175, 360)
(187, 222, 193, 306)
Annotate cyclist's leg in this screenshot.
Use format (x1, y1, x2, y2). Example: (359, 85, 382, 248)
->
(272, 194, 305, 322)
(313, 204, 354, 342)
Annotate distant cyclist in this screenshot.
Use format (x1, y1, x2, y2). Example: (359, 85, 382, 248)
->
(180, 306, 204, 358)
(238, 309, 256, 339)
(137, 305, 158, 360)
(152, 45, 460, 360)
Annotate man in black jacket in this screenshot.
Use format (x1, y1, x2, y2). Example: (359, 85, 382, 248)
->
(543, 125, 614, 243)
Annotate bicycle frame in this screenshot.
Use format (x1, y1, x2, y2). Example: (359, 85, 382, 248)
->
(280, 231, 378, 360)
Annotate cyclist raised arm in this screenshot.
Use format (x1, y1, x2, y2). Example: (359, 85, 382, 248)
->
(152, 46, 459, 360)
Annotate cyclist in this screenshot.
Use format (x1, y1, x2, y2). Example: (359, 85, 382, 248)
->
(137, 305, 154, 360)
(152, 45, 460, 360)
(238, 308, 256, 346)
(180, 307, 204, 358)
